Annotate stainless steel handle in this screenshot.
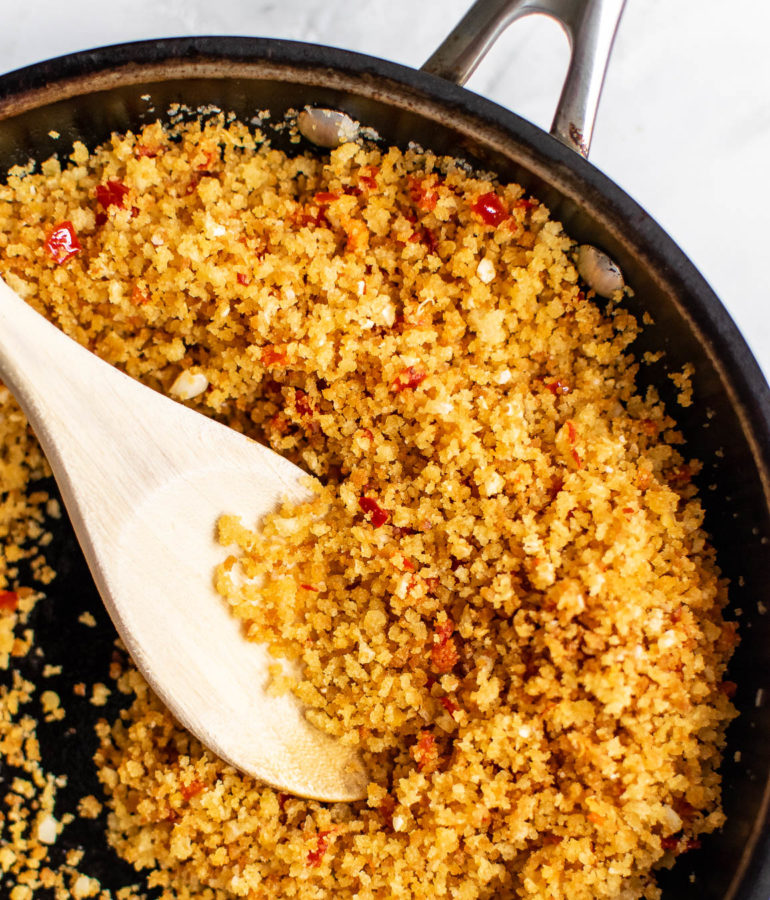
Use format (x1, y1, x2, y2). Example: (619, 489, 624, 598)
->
(421, 0, 626, 158)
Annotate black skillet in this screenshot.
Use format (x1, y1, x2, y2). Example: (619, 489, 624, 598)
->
(0, 0, 768, 896)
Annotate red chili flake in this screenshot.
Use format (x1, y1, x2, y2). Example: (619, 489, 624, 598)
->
(131, 285, 149, 305)
(409, 176, 439, 212)
(546, 380, 571, 396)
(45, 221, 82, 265)
(314, 191, 339, 205)
(431, 620, 459, 673)
(622, 506, 634, 515)
(95, 211, 108, 228)
(566, 421, 582, 468)
(720, 681, 737, 698)
(295, 199, 330, 228)
(358, 496, 389, 528)
(472, 192, 508, 227)
(300, 583, 319, 592)
(412, 731, 439, 773)
(307, 830, 333, 867)
(237, 273, 250, 286)
(96, 179, 130, 210)
(392, 366, 427, 393)
(180, 779, 205, 801)
(135, 143, 159, 159)
(587, 811, 605, 825)
(362, 428, 374, 443)
(294, 389, 315, 418)
(0, 590, 19, 613)
(359, 166, 379, 190)
(439, 696, 459, 715)
(515, 196, 536, 211)
(130, 206, 139, 219)
(261, 346, 289, 367)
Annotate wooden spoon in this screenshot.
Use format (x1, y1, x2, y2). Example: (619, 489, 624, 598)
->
(0, 276, 367, 802)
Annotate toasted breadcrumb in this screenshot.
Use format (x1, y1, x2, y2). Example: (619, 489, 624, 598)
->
(670, 363, 696, 408)
(90, 683, 111, 706)
(77, 795, 103, 819)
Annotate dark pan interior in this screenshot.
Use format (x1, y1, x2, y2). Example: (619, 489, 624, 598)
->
(0, 37, 769, 900)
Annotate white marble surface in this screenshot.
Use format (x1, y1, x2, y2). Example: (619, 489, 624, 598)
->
(2, 0, 769, 380)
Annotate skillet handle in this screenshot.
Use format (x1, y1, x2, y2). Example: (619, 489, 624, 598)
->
(421, 0, 625, 158)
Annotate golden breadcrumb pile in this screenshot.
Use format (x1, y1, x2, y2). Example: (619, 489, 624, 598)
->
(0, 117, 737, 900)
